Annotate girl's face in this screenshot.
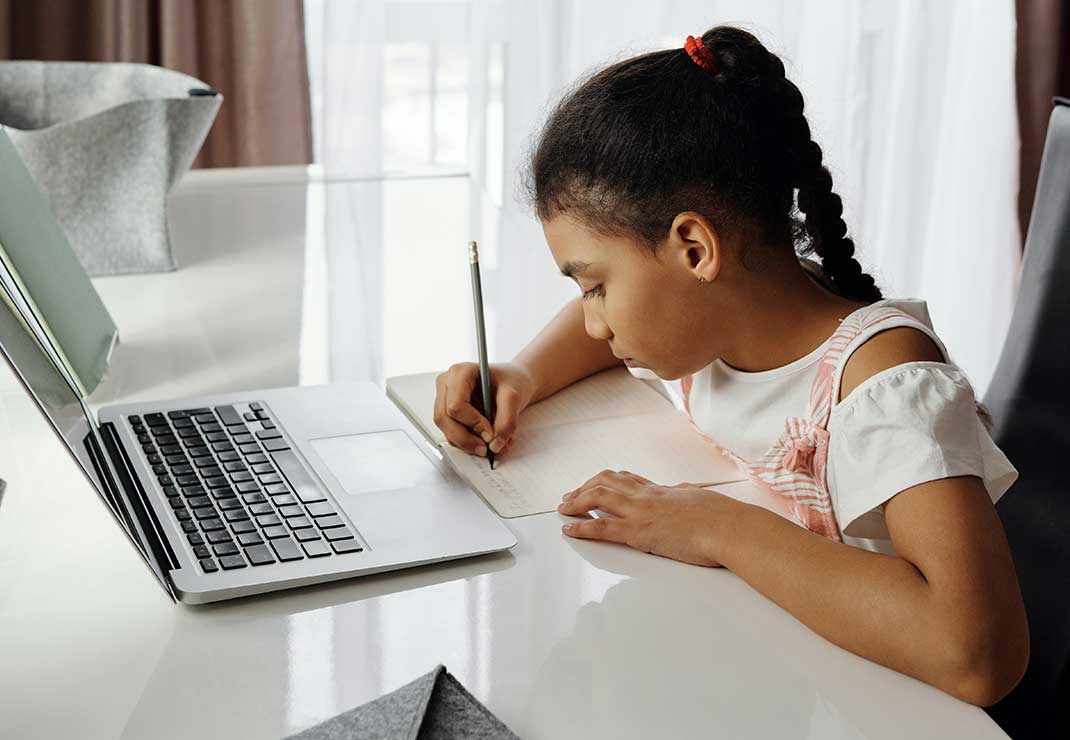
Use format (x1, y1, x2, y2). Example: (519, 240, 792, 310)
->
(542, 212, 719, 381)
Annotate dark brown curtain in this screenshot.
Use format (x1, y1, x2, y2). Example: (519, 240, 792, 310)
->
(1016, 0, 1070, 242)
(0, 0, 312, 168)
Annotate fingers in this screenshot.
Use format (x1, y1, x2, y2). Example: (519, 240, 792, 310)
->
(557, 484, 635, 518)
(488, 385, 523, 454)
(433, 371, 489, 456)
(562, 516, 629, 544)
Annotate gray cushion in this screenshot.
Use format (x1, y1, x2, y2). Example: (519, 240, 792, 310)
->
(285, 665, 521, 740)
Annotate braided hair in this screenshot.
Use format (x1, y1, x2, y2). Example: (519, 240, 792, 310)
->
(527, 25, 883, 303)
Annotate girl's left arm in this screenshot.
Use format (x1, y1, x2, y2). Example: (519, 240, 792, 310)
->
(558, 473, 1029, 706)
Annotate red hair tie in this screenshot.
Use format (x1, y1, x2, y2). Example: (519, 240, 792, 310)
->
(684, 35, 715, 75)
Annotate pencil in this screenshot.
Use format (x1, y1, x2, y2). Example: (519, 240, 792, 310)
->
(468, 241, 496, 469)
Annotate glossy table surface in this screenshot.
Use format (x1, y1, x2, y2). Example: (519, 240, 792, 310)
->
(0, 168, 1008, 739)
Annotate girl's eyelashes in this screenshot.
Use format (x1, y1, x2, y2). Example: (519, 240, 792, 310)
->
(581, 284, 604, 301)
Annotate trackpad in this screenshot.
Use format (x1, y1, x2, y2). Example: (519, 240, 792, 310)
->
(310, 430, 445, 495)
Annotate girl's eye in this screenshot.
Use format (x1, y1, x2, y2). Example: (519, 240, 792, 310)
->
(582, 284, 603, 301)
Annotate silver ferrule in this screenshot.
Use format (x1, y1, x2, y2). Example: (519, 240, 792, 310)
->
(468, 240, 479, 264)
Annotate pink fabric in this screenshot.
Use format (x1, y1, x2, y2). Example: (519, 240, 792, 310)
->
(682, 305, 920, 541)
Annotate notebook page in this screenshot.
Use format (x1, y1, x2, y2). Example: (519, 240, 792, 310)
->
(440, 410, 744, 517)
(386, 366, 671, 448)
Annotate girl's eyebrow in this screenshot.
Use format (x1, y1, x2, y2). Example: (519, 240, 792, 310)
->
(560, 260, 593, 278)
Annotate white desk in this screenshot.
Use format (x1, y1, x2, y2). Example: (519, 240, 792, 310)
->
(0, 169, 1008, 739)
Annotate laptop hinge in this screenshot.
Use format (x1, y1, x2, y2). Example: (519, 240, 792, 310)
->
(97, 422, 180, 577)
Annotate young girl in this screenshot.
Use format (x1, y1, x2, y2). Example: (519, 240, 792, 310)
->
(432, 26, 1028, 706)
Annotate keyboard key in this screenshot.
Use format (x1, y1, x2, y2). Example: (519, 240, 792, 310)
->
(152, 464, 168, 476)
(239, 443, 261, 455)
(219, 554, 247, 570)
(129, 414, 143, 424)
(278, 505, 304, 518)
(243, 492, 268, 504)
(169, 498, 186, 509)
(255, 410, 270, 422)
(218, 498, 243, 511)
(246, 453, 268, 464)
(252, 463, 274, 475)
(163, 485, 180, 498)
(272, 494, 297, 506)
(206, 530, 232, 544)
(188, 446, 212, 458)
(271, 537, 304, 562)
(230, 471, 253, 482)
(232, 433, 254, 445)
(172, 417, 194, 428)
(181, 485, 205, 496)
(193, 507, 219, 521)
(232, 520, 257, 534)
(212, 441, 234, 453)
(303, 540, 331, 557)
(156, 434, 178, 446)
(307, 502, 335, 518)
(238, 532, 264, 546)
(202, 423, 223, 434)
(236, 481, 260, 493)
(167, 410, 190, 420)
(211, 487, 236, 501)
(224, 509, 250, 523)
(316, 514, 344, 529)
(187, 495, 211, 509)
(193, 544, 211, 559)
(176, 474, 199, 486)
(138, 434, 153, 445)
(206, 432, 228, 443)
(256, 429, 283, 440)
(166, 454, 187, 465)
(157, 474, 174, 487)
(172, 464, 194, 476)
(142, 443, 157, 454)
(331, 539, 363, 554)
(258, 473, 282, 485)
(324, 527, 353, 542)
(223, 461, 246, 473)
(205, 476, 230, 489)
(182, 436, 206, 448)
(263, 525, 290, 539)
(243, 411, 257, 422)
(214, 405, 245, 427)
(249, 402, 264, 412)
(218, 451, 240, 462)
(175, 509, 192, 521)
(244, 544, 276, 566)
(257, 514, 282, 527)
(193, 413, 215, 425)
(187, 532, 205, 546)
(200, 558, 218, 573)
(294, 528, 321, 543)
(213, 542, 239, 556)
(265, 483, 289, 495)
(181, 520, 198, 533)
(145, 413, 167, 426)
(200, 517, 225, 531)
(249, 503, 274, 516)
(261, 420, 277, 430)
(288, 516, 312, 530)
(263, 438, 290, 452)
(177, 427, 201, 439)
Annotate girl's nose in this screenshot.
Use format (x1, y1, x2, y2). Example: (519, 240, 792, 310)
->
(584, 308, 613, 342)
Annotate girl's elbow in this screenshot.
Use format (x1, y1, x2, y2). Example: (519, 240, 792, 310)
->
(939, 622, 1030, 707)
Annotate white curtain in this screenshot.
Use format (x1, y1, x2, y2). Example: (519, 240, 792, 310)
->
(306, 0, 1020, 396)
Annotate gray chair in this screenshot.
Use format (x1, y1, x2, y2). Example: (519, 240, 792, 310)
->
(983, 97, 1070, 739)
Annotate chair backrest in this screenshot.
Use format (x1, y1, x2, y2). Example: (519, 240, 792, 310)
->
(983, 98, 1070, 740)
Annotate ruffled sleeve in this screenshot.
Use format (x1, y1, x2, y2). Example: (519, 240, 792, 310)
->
(826, 362, 1018, 540)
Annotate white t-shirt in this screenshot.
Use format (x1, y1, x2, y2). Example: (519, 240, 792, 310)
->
(630, 298, 1018, 554)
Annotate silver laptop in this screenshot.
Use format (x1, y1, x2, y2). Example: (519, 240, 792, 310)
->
(0, 165, 515, 609)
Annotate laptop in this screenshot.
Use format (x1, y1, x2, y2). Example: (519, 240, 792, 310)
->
(0, 134, 516, 605)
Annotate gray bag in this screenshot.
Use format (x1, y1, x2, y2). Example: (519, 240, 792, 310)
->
(0, 61, 221, 275)
(286, 665, 521, 740)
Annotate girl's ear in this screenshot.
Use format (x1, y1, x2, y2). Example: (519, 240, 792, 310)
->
(669, 212, 722, 283)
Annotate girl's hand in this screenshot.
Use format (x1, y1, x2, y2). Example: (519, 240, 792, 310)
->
(433, 361, 537, 459)
(557, 469, 739, 568)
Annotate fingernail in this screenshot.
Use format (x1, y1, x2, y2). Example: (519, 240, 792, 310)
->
(562, 490, 577, 501)
(476, 445, 487, 456)
(562, 523, 573, 533)
(481, 431, 493, 444)
(489, 438, 503, 453)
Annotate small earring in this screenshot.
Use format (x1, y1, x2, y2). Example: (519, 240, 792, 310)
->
(697, 276, 706, 283)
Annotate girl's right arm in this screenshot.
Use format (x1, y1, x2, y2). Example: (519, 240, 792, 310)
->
(434, 296, 623, 456)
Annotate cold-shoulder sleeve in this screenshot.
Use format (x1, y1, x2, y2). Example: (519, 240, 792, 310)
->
(826, 362, 1017, 540)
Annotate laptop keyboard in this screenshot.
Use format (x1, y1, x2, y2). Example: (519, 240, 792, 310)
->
(127, 402, 363, 574)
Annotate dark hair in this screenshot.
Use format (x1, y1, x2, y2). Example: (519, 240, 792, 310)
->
(526, 25, 882, 303)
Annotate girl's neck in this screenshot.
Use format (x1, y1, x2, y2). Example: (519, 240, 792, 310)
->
(716, 261, 870, 373)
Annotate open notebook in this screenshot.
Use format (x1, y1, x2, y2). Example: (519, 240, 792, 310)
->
(386, 367, 746, 518)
